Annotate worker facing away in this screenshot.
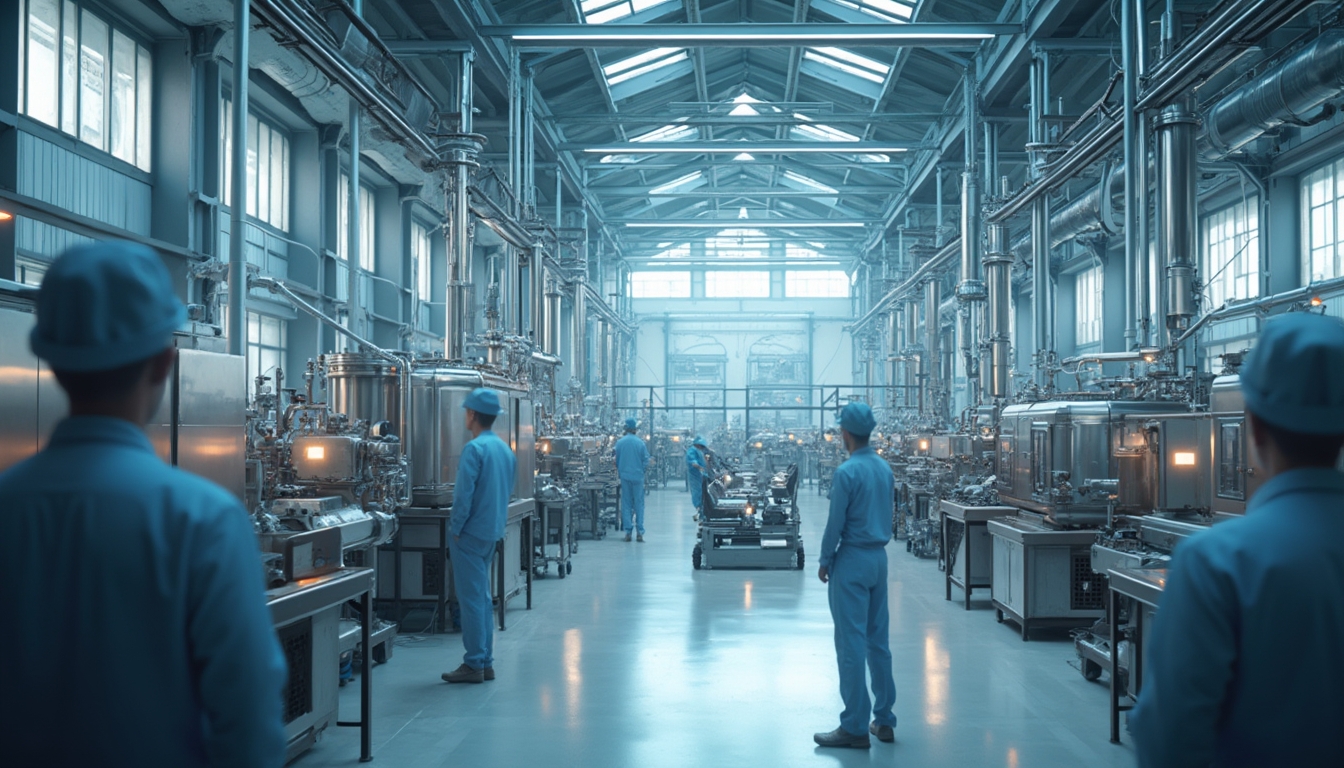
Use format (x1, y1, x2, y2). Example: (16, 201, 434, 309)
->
(0, 241, 287, 768)
(442, 388, 517, 685)
(613, 417, 652, 542)
(686, 435, 711, 520)
(815, 402, 897, 750)
(1132, 312, 1344, 767)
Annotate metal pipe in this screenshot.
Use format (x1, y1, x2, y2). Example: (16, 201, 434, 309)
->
(571, 283, 587, 389)
(1061, 348, 1162, 367)
(904, 300, 920, 409)
(848, 237, 961, 333)
(925, 277, 942, 422)
(1032, 195, 1052, 387)
(1156, 102, 1199, 343)
(227, 0, 249, 358)
(1122, 0, 1139, 350)
(984, 179, 1011, 400)
(446, 50, 477, 361)
(958, 62, 984, 407)
(346, 103, 363, 342)
(544, 277, 562, 355)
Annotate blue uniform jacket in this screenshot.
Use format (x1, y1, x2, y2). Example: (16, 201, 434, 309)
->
(1131, 468, 1344, 767)
(686, 446, 708, 484)
(819, 446, 894, 569)
(452, 430, 517, 543)
(0, 417, 287, 768)
(613, 433, 651, 482)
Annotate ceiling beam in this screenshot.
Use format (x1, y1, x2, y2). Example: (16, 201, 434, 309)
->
(615, 219, 875, 228)
(589, 187, 899, 196)
(544, 112, 948, 126)
(567, 141, 919, 153)
(480, 23, 1019, 48)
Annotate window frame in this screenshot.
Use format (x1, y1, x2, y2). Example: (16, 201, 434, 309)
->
(704, 270, 771, 298)
(222, 96, 292, 232)
(785, 270, 850, 298)
(630, 270, 691, 298)
(1073, 262, 1103, 348)
(1301, 158, 1344, 284)
(1201, 196, 1260, 309)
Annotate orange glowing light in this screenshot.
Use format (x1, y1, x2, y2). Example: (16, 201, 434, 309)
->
(305, 445, 325, 460)
(0, 211, 13, 222)
(1172, 451, 1196, 467)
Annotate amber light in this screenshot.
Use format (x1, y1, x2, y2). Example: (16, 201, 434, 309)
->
(919, 439, 930, 451)
(305, 445, 326, 460)
(1172, 451, 1196, 467)
(0, 211, 13, 222)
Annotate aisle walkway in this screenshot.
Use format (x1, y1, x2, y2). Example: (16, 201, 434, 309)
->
(299, 487, 1136, 768)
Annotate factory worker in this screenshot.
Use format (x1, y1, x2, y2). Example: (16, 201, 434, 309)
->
(443, 388, 517, 684)
(614, 417, 652, 542)
(814, 402, 896, 750)
(1132, 312, 1344, 768)
(0, 242, 286, 767)
(686, 435, 711, 520)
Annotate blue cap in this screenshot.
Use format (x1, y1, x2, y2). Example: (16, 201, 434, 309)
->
(462, 387, 503, 416)
(31, 241, 185, 371)
(838, 402, 877, 438)
(693, 435, 708, 448)
(1241, 312, 1344, 435)
(624, 417, 638, 431)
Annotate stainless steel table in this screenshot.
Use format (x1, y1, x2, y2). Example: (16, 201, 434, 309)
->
(940, 502, 1015, 609)
(1106, 567, 1167, 744)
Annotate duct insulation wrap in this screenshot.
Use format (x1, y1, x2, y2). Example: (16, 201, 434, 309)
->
(1010, 167, 1124, 261)
(1204, 29, 1344, 159)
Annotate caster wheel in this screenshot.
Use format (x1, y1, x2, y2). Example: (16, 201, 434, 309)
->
(692, 545, 702, 570)
(1081, 659, 1103, 682)
(566, 561, 573, 575)
(795, 548, 806, 570)
(558, 562, 566, 579)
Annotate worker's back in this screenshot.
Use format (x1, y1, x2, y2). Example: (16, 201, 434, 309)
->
(1132, 467, 1344, 767)
(0, 416, 287, 768)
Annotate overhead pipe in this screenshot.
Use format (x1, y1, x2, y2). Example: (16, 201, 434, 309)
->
(1203, 28, 1344, 159)
(1008, 165, 1125, 261)
(848, 237, 960, 333)
(1173, 273, 1344, 348)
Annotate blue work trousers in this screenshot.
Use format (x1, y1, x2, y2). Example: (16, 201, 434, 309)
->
(450, 532, 496, 670)
(621, 479, 646, 534)
(687, 472, 703, 510)
(828, 545, 897, 736)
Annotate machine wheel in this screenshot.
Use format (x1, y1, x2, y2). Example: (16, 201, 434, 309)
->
(692, 545, 703, 570)
(566, 561, 573, 575)
(558, 560, 567, 579)
(795, 548, 806, 570)
(372, 641, 390, 664)
(1081, 659, 1103, 682)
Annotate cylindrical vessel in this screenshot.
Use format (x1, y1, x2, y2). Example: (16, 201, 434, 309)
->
(545, 279, 562, 355)
(1156, 103, 1199, 337)
(326, 353, 402, 430)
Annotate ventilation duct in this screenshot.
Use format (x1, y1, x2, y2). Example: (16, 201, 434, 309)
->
(1010, 165, 1125, 261)
(1203, 28, 1344, 160)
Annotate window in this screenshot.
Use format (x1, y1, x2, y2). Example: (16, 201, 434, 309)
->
(247, 312, 288, 399)
(632, 124, 697, 143)
(1075, 263, 1103, 347)
(337, 174, 376, 272)
(1302, 158, 1344, 282)
(791, 115, 889, 163)
(631, 271, 690, 298)
(19, 0, 153, 170)
(786, 244, 825, 259)
(802, 47, 890, 84)
(1202, 197, 1260, 308)
(705, 271, 771, 298)
(412, 221, 434, 302)
(824, 0, 916, 23)
(581, 0, 675, 24)
(706, 229, 768, 260)
(786, 270, 850, 298)
(222, 99, 291, 231)
(649, 171, 704, 195)
(602, 48, 688, 87)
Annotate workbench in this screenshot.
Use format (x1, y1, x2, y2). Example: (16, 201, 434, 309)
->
(940, 501, 1015, 609)
(1107, 567, 1166, 744)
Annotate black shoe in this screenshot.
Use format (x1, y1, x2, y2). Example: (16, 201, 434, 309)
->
(441, 664, 485, 684)
(869, 722, 894, 743)
(624, 532, 632, 542)
(637, 534, 644, 542)
(484, 667, 495, 681)
(813, 727, 870, 749)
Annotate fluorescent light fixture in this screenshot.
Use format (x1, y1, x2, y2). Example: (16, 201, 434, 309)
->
(1172, 451, 1196, 467)
(581, 145, 908, 153)
(624, 221, 867, 228)
(512, 32, 995, 42)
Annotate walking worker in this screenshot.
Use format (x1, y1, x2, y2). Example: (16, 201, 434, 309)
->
(1132, 312, 1344, 767)
(686, 435, 711, 519)
(442, 388, 517, 685)
(814, 402, 896, 750)
(614, 417, 652, 542)
(0, 241, 287, 767)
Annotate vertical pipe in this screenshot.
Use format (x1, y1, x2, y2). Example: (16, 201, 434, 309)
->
(571, 284, 586, 389)
(1030, 52, 1052, 388)
(1134, 0, 1151, 347)
(925, 278, 942, 423)
(905, 300, 920, 410)
(227, 0, 249, 357)
(1157, 102, 1199, 344)
(447, 50, 476, 361)
(958, 62, 984, 409)
(345, 0, 363, 343)
(1122, 0, 1139, 350)
(935, 172, 945, 246)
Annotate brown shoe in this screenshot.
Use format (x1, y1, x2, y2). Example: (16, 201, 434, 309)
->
(869, 722, 894, 743)
(484, 667, 495, 681)
(813, 727, 869, 749)
(441, 664, 485, 684)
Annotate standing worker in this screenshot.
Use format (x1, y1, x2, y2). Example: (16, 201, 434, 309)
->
(814, 402, 896, 750)
(442, 388, 517, 684)
(1131, 312, 1344, 767)
(0, 242, 287, 767)
(614, 417, 652, 542)
(686, 435, 711, 520)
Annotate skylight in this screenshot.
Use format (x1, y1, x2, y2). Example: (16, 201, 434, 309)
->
(827, 0, 915, 23)
(632, 123, 697, 143)
(803, 47, 891, 84)
(790, 115, 890, 163)
(729, 93, 764, 116)
(733, 152, 755, 161)
(582, 0, 677, 25)
(782, 170, 838, 194)
(649, 171, 704, 195)
(708, 229, 769, 259)
(602, 48, 689, 87)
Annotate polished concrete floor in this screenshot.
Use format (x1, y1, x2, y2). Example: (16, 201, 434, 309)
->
(298, 487, 1136, 768)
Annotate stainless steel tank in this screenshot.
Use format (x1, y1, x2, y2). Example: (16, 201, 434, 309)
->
(326, 353, 402, 430)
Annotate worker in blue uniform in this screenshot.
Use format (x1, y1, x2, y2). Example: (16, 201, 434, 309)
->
(0, 242, 287, 767)
(686, 435, 711, 520)
(614, 417, 652, 542)
(814, 402, 897, 750)
(1131, 312, 1344, 767)
(443, 388, 517, 684)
